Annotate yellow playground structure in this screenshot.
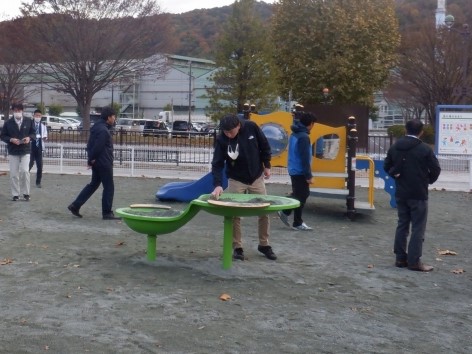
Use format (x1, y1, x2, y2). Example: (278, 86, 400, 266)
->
(251, 111, 376, 220)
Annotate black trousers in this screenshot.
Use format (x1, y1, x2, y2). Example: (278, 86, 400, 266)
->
(283, 175, 311, 227)
(394, 198, 428, 265)
(72, 165, 115, 216)
(29, 143, 43, 185)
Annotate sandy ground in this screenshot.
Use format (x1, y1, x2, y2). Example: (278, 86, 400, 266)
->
(0, 173, 471, 353)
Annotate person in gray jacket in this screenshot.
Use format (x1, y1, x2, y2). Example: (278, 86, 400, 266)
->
(0, 103, 36, 201)
(384, 119, 441, 272)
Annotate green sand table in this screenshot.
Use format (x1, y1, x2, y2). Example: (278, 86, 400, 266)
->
(116, 193, 299, 269)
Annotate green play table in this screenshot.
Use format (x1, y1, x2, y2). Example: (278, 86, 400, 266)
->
(116, 193, 299, 269)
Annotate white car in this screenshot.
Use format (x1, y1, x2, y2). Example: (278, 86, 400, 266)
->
(59, 117, 80, 130)
(41, 115, 71, 132)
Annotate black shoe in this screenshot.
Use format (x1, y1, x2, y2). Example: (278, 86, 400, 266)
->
(103, 212, 121, 220)
(258, 245, 277, 260)
(12, 196, 19, 201)
(23, 194, 30, 201)
(68, 204, 83, 218)
(36, 183, 42, 188)
(395, 260, 408, 268)
(233, 247, 245, 261)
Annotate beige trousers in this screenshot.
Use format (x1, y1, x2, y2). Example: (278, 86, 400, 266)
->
(227, 174, 270, 249)
(9, 154, 31, 197)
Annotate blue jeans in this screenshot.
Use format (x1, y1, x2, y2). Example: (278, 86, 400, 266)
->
(394, 198, 428, 265)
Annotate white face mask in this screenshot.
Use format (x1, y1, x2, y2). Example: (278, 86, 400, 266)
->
(34, 117, 41, 123)
(227, 143, 239, 160)
(13, 112, 22, 120)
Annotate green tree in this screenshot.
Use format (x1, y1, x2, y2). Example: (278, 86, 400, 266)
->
(271, 0, 400, 106)
(205, 0, 280, 120)
(48, 103, 63, 116)
(21, 0, 174, 130)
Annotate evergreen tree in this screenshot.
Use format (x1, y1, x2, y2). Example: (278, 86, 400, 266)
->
(206, 0, 280, 120)
(271, 0, 400, 107)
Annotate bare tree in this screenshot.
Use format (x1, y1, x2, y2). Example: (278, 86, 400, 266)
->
(386, 21, 470, 128)
(0, 19, 35, 117)
(21, 0, 174, 129)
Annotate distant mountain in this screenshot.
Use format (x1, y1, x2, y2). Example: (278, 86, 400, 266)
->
(167, 1, 274, 59)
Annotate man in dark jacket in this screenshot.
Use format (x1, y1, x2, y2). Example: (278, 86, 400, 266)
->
(211, 114, 276, 261)
(278, 112, 317, 231)
(68, 107, 119, 220)
(0, 103, 36, 201)
(384, 119, 441, 272)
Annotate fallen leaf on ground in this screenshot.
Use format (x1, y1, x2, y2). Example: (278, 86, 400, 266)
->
(115, 241, 125, 247)
(219, 293, 231, 301)
(367, 264, 374, 268)
(451, 268, 465, 274)
(438, 249, 457, 256)
(0, 258, 13, 265)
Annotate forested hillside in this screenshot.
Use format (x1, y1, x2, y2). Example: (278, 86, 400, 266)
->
(169, 0, 471, 59)
(167, 1, 273, 59)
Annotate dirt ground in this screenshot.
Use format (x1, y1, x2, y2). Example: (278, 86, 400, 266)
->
(0, 173, 471, 353)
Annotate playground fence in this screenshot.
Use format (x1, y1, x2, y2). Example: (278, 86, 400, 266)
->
(1, 130, 470, 178)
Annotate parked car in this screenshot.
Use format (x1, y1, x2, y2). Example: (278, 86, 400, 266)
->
(143, 120, 171, 137)
(41, 115, 70, 132)
(58, 117, 79, 130)
(172, 120, 196, 137)
(78, 113, 103, 130)
(115, 118, 147, 134)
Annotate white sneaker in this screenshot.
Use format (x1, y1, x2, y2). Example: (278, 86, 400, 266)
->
(292, 222, 313, 231)
(277, 211, 290, 227)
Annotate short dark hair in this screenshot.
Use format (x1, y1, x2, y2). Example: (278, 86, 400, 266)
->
(299, 112, 317, 127)
(34, 109, 42, 115)
(100, 106, 116, 120)
(220, 114, 240, 131)
(405, 119, 423, 136)
(11, 103, 24, 110)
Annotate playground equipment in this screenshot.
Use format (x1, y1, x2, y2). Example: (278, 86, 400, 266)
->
(116, 193, 299, 270)
(251, 112, 377, 220)
(157, 111, 380, 219)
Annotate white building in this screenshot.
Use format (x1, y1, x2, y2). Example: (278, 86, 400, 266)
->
(24, 55, 217, 123)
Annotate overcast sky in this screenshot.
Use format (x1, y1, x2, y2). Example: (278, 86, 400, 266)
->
(1, 0, 276, 19)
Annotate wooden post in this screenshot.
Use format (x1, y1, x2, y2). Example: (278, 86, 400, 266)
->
(346, 116, 358, 220)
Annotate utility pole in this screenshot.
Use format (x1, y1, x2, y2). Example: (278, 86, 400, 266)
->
(188, 61, 193, 125)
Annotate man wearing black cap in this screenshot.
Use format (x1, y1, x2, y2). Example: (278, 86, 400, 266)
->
(211, 113, 276, 261)
(67, 107, 120, 220)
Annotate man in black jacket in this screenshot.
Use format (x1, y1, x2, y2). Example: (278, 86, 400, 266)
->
(211, 114, 276, 261)
(0, 103, 36, 201)
(384, 119, 441, 272)
(68, 107, 119, 220)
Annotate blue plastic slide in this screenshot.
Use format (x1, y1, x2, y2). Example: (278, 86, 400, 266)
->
(156, 170, 228, 202)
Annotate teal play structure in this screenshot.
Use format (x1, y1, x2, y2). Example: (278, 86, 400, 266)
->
(116, 193, 299, 269)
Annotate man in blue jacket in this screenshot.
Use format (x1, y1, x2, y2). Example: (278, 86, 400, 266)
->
(68, 107, 119, 220)
(211, 114, 276, 261)
(278, 112, 317, 230)
(384, 119, 441, 272)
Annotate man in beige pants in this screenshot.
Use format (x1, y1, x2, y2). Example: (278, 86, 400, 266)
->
(0, 103, 36, 201)
(211, 114, 276, 261)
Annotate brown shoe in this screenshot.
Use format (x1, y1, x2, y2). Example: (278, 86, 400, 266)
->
(395, 260, 408, 268)
(408, 263, 433, 272)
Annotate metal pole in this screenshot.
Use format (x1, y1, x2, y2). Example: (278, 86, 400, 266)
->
(461, 25, 470, 104)
(188, 61, 192, 124)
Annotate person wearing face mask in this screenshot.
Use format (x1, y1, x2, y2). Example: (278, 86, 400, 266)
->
(211, 113, 276, 261)
(0, 103, 36, 201)
(28, 109, 48, 188)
